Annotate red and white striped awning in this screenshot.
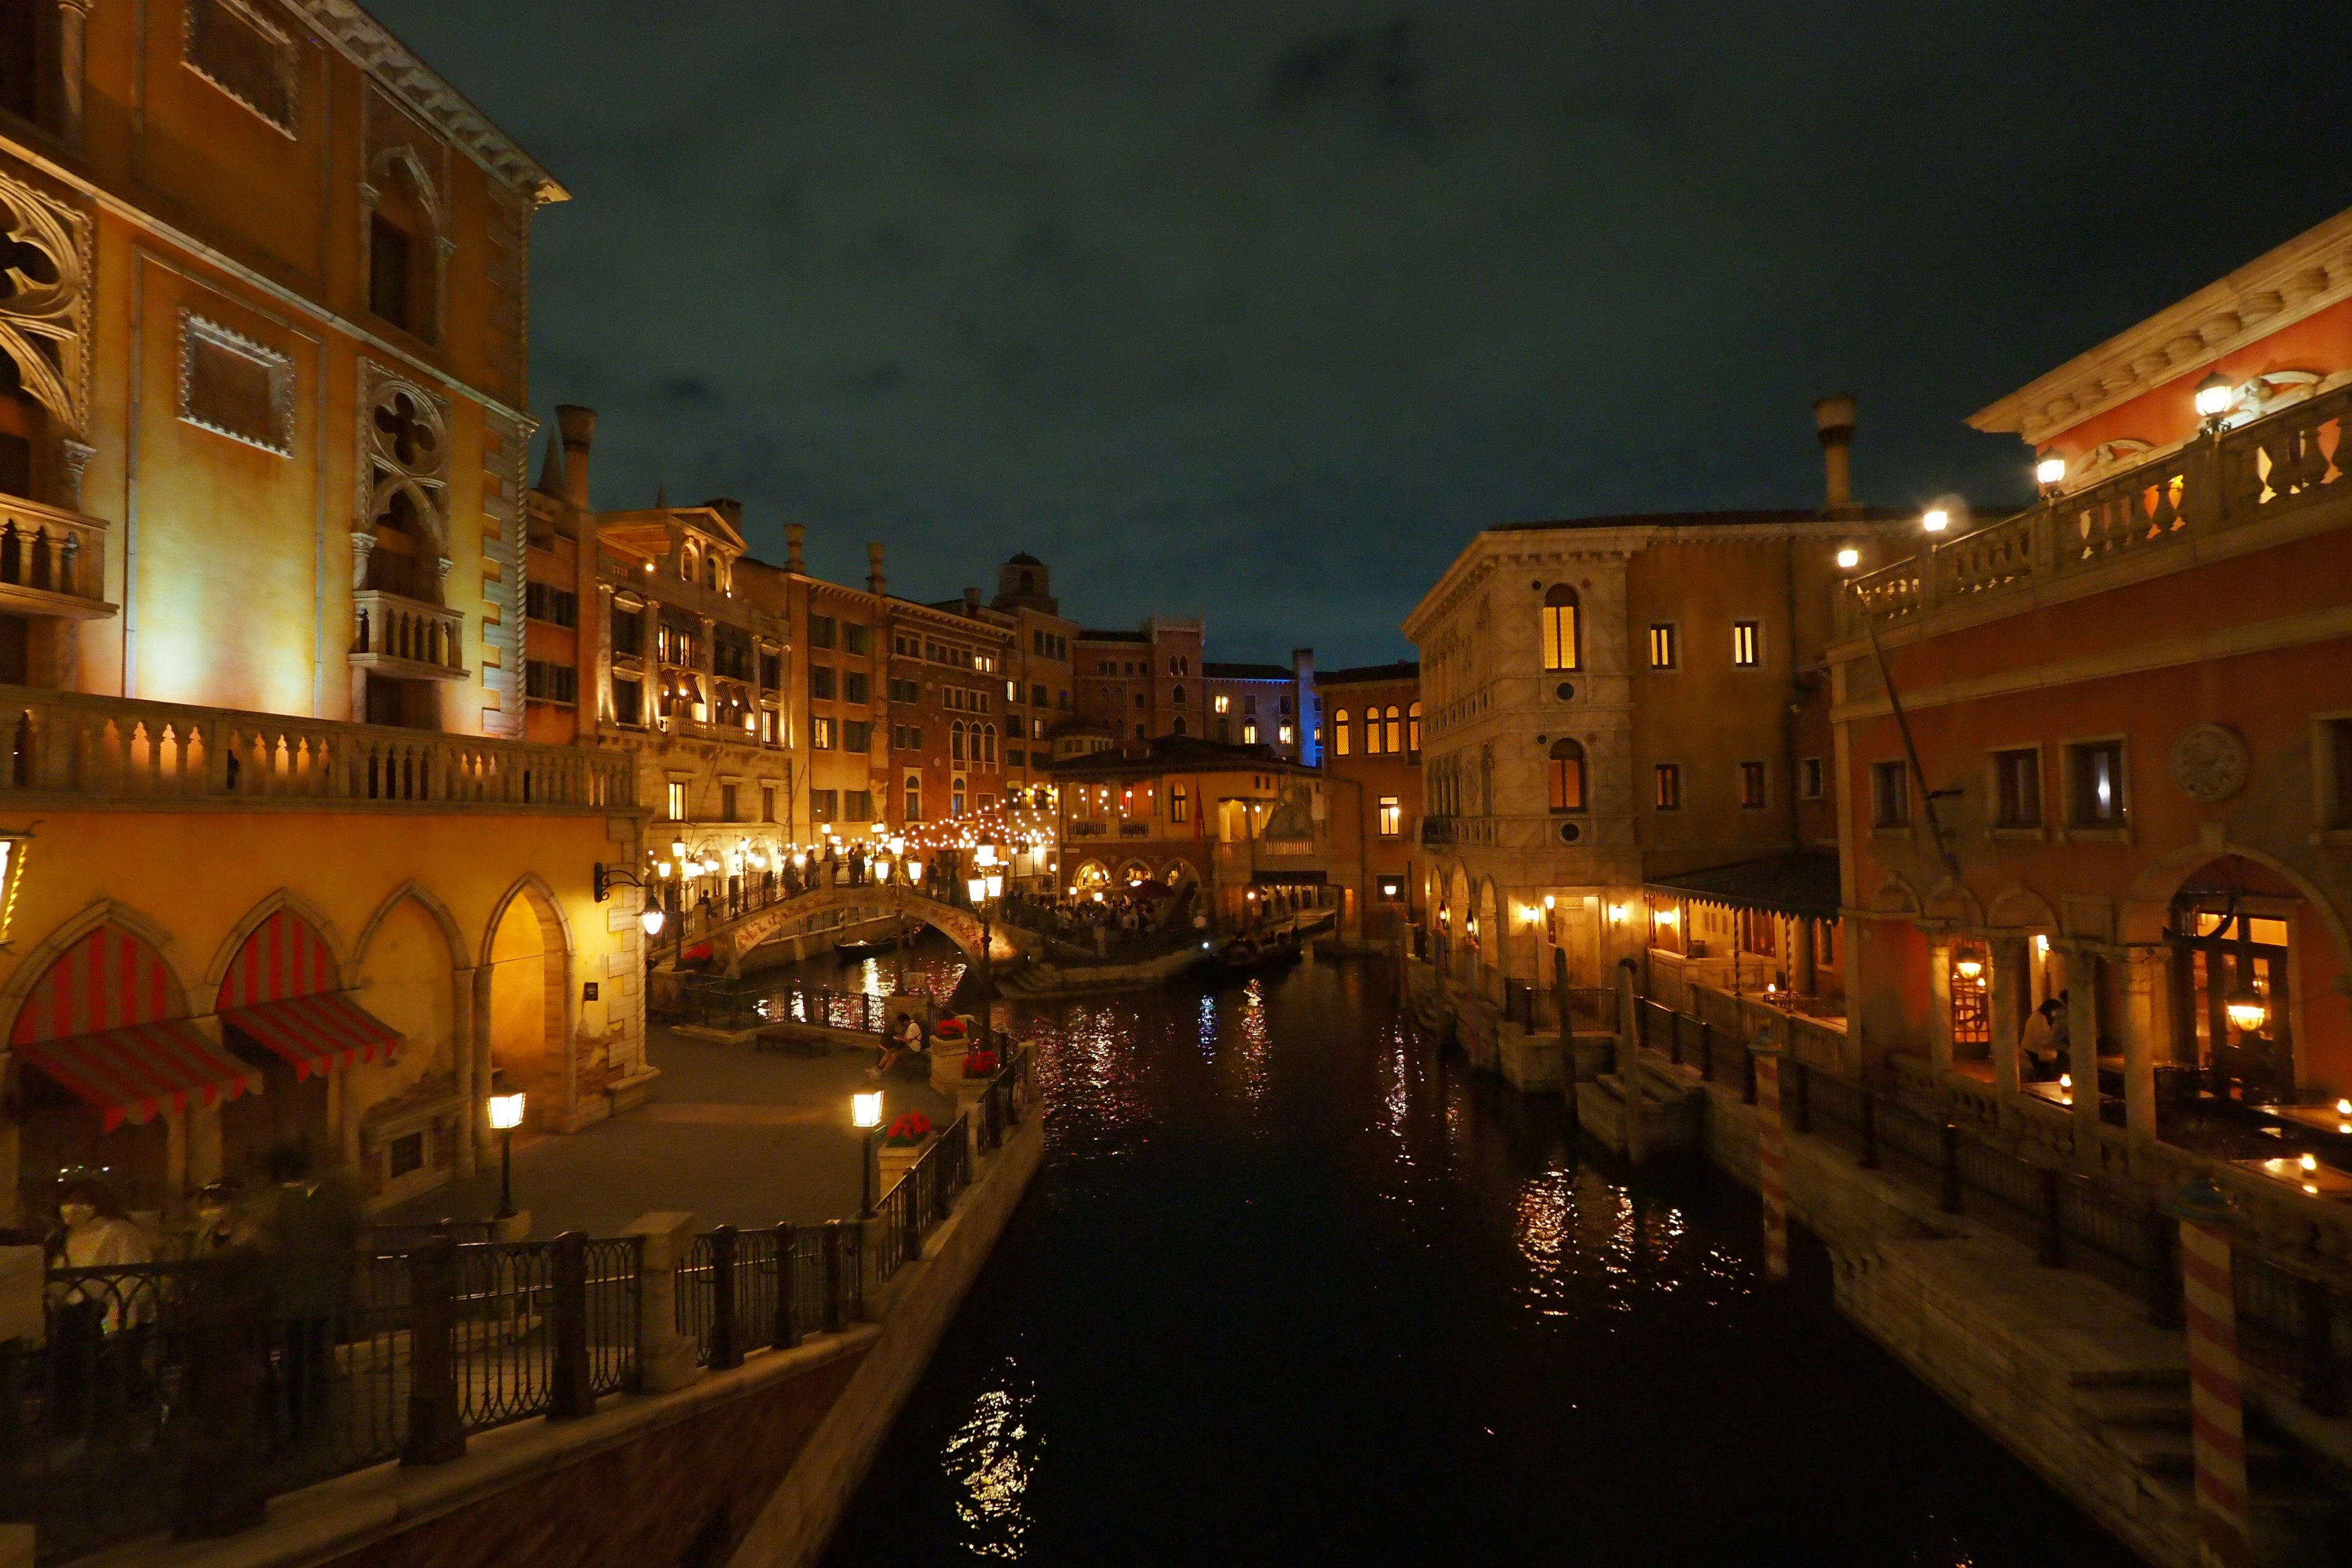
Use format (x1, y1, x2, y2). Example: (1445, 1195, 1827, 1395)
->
(13, 1020, 263, 1131)
(222, 992, 402, 1080)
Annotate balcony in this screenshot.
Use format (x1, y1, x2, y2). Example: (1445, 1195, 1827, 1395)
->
(1118, 821, 1151, 837)
(1420, 815, 1452, 846)
(0, 497, 113, 620)
(0, 686, 634, 810)
(1066, 820, 1106, 837)
(1841, 383, 2352, 638)
(351, 591, 467, 681)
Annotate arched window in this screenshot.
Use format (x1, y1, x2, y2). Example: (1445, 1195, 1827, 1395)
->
(1172, 683, 1186, 707)
(983, 724, 997, 764)
(951, 720, 966, 761)
(1542, 585, 1581, 673)
(1333, 708, 1351, 756)
(1172, 715, 1186, 736)
(1548, 738, 1587, 813)
(1384, 706, 1403, 753)
(1020, 570, 1035, 594)
(1365, 709, 1384, 755)
(683, 541, 699, 582)
(703, 552, 719, 589)
(1407, 701, 1422, 755)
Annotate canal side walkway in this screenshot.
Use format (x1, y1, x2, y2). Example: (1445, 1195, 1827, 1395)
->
(377, 1025, 957, 1237)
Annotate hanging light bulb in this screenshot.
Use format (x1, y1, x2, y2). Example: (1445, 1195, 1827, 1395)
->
(2225, 981, 2267, 1034)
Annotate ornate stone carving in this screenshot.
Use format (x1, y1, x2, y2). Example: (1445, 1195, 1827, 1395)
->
(356, 361, 450, 600)
(58, 439, 93, 511)
(2170, 725, 2249, 804)
(0, 169, 89, 435)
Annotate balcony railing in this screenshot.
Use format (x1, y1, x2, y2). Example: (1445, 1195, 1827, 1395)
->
(0, 496, 111, 617)
(0, 686, 635, 809)
(352, 590, 467, 679)
(1420, 815, 1452, 845)
(1842, 382, 2352, 636)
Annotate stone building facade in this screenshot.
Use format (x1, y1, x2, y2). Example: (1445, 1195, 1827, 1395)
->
(0, 1, 650, 1227)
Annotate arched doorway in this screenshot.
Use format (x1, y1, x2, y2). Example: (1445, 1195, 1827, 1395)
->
(216, 907, 400, 1182)
(486, 885, 569, 1128)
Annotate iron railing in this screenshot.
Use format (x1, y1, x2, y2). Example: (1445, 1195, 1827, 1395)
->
(677, 1221, 859, 1368)
(877, 1117, 973, 1276)
(1654, 983, 2348, 1417)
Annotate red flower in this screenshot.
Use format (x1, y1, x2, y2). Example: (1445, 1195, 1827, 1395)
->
(885, 1111, 934, 1146)
(933, 1017, 969, 1039)
(963, 1050, 999, 1077)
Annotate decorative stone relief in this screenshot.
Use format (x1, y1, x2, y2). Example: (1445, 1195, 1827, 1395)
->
(2169, 725, 2249, 804)
(355, 360, 450, 602)
(0, 168, 89, 435)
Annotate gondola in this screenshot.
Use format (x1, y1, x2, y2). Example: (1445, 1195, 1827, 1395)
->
(833, 932, 902, 961)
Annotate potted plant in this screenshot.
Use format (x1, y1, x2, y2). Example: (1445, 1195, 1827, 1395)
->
(928, 1014, 974, 1091)
(877, 1109, 937, 1191)
(962, 1047, 999, 1078)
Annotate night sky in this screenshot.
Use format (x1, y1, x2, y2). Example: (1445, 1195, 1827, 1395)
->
(372, 1, 2351, 666)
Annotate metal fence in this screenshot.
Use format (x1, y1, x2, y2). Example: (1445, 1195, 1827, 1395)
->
(677, 1222, 859, 1368)
(1650, 991, 2348, 1418)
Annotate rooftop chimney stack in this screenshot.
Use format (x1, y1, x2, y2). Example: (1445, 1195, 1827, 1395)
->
(1812, 394, 1858, 515)
(785, 524, 805, 574)
(866, 542, 886, 598)
(555, 404, 597, 510)
(963, 587, 982, 614)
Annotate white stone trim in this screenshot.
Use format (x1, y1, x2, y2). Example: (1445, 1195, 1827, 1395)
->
(176, 307, 295, 456)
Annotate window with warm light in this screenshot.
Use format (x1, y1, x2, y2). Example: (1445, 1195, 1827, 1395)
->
(1383, 707, 1402, 753)
(667, 781, 687, 821)
(1214, 694, 1230, 714)
(1379, 796, 1401, 837)
(1333, 708, 1351, 756)
(1243, 722, 1258, 745)
(1738, 761, 1766, 810)
(1653, 762, 1681, 812)
(1406, 701, 1421, 755)
(2066, 740, 2127, 829)
(1541, 585, 1581, 672)
(1547, 739, 1586, 813)
(1170, 783, 1190, 824)
(1732, 620, 1762, 668)
(1648, 623, 1678, 670)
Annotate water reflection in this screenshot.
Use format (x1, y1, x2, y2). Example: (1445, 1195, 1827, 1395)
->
(941, 1357, 1038, 1561)
(828, 957, 2137, 1568)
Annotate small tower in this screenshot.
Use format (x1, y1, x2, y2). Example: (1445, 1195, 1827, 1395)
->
(993, 552, 1057, 614)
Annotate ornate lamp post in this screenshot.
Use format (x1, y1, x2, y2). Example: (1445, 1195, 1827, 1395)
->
(853, 1090, 884, 1218)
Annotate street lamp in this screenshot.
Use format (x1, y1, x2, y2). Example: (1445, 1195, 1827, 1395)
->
(853, 1090, 884, 1218)
(2035, 453, 2067, 493)
(488, 1083, 527, 1220)
(1921, 507, 1950, 534)
(2194, 372, 2235, 432)
(1835, 546, 1860, 570)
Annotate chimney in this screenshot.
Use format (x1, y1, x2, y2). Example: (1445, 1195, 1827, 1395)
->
(866, 541, 886, 598)
(785, 524, 805, 574)
(1812, 394, 1858, 514)
(703, 497, 744, 532)
(962, 586, 981, 615)
(555, 404, 597, 510)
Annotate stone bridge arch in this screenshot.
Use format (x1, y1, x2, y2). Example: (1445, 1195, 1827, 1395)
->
(712, 886, 1039, 976)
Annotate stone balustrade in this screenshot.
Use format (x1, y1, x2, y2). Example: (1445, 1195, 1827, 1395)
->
(0, 496, 108, 612)
(1841, 382, 2352, 637)
(352, 589, 466, 677)
(0, 685, 635, 810)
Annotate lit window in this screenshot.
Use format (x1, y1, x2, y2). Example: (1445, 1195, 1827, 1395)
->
(1542, 586, 1581, 672)
(1653, 763, 1682, 812)
(2067, 741, 2126, 828)
(811, 717, 835, 750)
(1243, 722, 1258, 745)
(1171, 783, 1190, 824)
(1333, 708, 1351, 756)
(1384, 706, 1402, 753)
(666, 781, 687, 821)
(1648, 624, 1678, 670)
(1739, 761, 1766, 810)
(1379, 797, 1402, 837)
(1407, 701, 1421, 754)
(1279, 723, 1294, 745)
(1214, 694, 1231, 714)
(1732, 620, 1762, 668)
(1548, 739, 1587, 813)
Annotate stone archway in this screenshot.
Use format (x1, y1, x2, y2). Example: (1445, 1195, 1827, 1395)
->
(481, 878, 574, 1133)
(714, 886, 1036, 977)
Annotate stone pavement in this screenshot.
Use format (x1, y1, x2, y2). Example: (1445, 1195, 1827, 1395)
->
(379, 1026, 957, 1238)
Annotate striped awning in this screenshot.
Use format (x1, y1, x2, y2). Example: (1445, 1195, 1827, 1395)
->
(14, 1021, 263, 1131)
(222, 992, 402, 1080)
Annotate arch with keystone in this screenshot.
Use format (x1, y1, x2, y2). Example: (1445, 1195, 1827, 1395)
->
(708, 886, 1042, 977)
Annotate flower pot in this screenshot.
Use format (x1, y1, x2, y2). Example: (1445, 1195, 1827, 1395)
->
(929, 1039, 970, 1093)
(878, 1133, 935, 1193)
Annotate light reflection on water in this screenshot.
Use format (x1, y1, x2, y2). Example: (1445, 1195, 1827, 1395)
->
(828, 956, 2135, 1568)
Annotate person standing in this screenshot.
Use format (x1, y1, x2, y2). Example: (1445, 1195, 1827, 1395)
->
(260, 1143, 361, 1449)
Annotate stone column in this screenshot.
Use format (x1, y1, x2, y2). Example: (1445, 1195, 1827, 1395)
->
(1793, 916, 1817, 1000)
(1926, 934, 1954, 1082)
(2064, 946, 2104, 1169)
(471, 966, 495, 1164)
(623, 1211, 701, 1393)
(451, 965, 478, 1177)
(1989, 935, 2028, 1110)
(55, 0, 91, 149)
(2120, 946, 2166, 1152)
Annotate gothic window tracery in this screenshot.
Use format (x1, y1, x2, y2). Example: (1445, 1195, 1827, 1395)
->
(356, 368, 450, 605)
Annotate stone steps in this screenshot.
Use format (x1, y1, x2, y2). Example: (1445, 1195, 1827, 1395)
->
(2070, 1370, 2349, 1565)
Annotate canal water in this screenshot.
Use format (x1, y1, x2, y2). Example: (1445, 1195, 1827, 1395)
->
(826, 951, 2138, 1567)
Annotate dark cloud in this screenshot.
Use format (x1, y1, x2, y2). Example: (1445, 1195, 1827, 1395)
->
(371, 0, 2352, 664)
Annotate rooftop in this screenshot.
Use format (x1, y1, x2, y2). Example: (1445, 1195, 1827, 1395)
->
(1202, 661, 1292, 681)
(1047, 734, 1301, 778)
(1489, 507, 1911, 535)
(1077, 628, 1150, 644)
(1317, 660, 1419, 685)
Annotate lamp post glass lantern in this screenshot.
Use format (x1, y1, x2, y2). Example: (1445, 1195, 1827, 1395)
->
(853, 1091, 884, 1217)
(488, 1088, 526, 1219)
